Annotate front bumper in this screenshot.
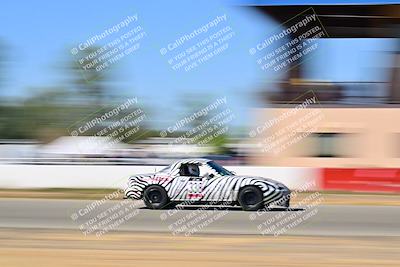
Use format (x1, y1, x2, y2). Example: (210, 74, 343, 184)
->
(273, 189, 291, 207)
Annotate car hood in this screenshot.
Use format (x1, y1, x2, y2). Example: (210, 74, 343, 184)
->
(225, 175, 283, 185)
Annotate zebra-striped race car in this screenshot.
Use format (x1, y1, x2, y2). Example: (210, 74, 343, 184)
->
(125, 158, 291, 211)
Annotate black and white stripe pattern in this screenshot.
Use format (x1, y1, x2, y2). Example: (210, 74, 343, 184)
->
(124, 158, 290, 207)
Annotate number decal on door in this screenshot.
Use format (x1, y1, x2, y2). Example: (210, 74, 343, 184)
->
(187, 180, 204, 200)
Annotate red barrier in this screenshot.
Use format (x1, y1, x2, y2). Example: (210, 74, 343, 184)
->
(322, 168, 400, 193)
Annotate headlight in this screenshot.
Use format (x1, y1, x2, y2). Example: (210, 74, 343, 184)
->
(277, 183, 286, 190)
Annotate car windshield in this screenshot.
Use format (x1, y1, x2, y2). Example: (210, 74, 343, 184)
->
(207, 161, 233, 176)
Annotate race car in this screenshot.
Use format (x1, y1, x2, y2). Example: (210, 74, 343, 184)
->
(124, 158, 291, 211)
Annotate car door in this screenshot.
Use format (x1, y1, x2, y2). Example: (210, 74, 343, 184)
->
(201, 175, 234, 202)
(199, 162, 236, 202)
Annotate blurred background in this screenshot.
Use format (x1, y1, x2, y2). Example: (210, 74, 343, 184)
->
(1, 2, 400, 267)
(1, 0, 400, 193)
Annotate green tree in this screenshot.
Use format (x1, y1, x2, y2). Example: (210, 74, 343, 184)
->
(70, 46, 108, 105)
(179, 93, 230, 154)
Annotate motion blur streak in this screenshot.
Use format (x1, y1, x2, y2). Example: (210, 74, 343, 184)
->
(1, 0, 400, 266)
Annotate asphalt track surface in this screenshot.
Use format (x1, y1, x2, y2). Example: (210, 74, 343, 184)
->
(0, 198, 399, 236)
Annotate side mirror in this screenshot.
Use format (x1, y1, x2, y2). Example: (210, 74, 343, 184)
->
(204, 173, 214, 178)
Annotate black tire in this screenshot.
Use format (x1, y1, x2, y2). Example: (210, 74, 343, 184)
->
(238, 185, 264, 211)
(166, 202, 178, 209)
(143, 185, 169, 209)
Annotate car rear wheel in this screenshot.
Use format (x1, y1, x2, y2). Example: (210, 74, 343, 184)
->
(143, 185, 169, 209)
(238, 186, 263, 211)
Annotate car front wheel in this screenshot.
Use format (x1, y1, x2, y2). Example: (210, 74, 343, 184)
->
(238, 185, 264, 211)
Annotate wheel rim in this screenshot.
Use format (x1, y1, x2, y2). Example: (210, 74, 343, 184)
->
(242, 191, 260, 205)
(148, 189, 162, 203)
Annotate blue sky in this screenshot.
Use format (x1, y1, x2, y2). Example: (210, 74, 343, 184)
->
(0, 0, 397, 129)
(228, 0, 399, 4)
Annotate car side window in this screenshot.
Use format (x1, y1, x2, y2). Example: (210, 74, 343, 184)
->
(179, 163, 200, 177)
(199, 164, 212, 177)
